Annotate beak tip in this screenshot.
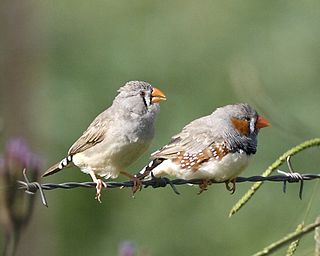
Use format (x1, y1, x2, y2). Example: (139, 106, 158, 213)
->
(256, 116, 270, 129)
(151, 87, 166, 103)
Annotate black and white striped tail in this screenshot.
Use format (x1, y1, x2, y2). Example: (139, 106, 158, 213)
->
(42, 155, 73, 177)
(135, 158, 164, 180)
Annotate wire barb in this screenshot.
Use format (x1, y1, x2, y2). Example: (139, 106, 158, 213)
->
(146, 173, 181, 195)
(17, 169, 49, 207)
(277, 156, 304, 199)
(17, 169, 320, 207)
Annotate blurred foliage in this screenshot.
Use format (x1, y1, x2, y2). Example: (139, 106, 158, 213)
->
(1, 0, 320, 255)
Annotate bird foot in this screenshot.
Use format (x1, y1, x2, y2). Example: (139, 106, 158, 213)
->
(95, 179, 107, 203)
(131, 176, 143, 195)
(225, 179, 236, 194)
(120, 171, 142, 196)
(198, 179, 212, 195)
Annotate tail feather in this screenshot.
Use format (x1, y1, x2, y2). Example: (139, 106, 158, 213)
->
(42, 155, 73, 177)
(135, 158, 164, 180)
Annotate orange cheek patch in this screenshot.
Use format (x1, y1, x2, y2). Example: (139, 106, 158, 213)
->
(231, 118, 249, 136)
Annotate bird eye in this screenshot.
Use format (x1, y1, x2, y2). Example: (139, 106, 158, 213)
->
(140, 91, 145, 97)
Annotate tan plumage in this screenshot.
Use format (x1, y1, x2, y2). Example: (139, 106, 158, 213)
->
(42, 112, 109, 177)
(69, 114, 108, 155)
(43, 81, 166, 201)
(151, 116, 216, 159)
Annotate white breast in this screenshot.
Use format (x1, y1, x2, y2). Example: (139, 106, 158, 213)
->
(72, 111, 156, 179)
(72, 137, 151, 179)
(151, 151, 251, 181)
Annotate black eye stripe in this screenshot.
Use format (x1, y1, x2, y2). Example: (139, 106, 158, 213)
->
(143, 97, 148, 108)
(140, 92, 148, 108)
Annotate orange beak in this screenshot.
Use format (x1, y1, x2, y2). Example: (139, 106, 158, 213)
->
(151, 87, 166, 103)
(256, 115, 270, 129)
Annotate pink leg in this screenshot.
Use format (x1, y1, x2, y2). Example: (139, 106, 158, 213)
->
(89, 171, 106, 203)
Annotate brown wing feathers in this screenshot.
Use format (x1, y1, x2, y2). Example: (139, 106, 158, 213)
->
(42, 115, 107, 177)
(173, 142, 229, 172)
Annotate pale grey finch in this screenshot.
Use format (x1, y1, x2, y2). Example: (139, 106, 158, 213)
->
(43, 81, 166, 201)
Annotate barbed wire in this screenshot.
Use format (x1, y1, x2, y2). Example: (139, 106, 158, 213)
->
(17, 169, 320, 207)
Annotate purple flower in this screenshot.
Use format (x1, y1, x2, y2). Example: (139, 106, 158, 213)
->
(5, 138, 42, 173)
(0, 137, 42, 255)
(118, 241, 136, 256)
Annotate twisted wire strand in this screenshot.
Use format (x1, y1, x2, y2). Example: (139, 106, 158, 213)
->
(17, 171, 320, 207)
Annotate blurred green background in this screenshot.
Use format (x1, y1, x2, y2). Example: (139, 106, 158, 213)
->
(1, 0, 320, 255)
